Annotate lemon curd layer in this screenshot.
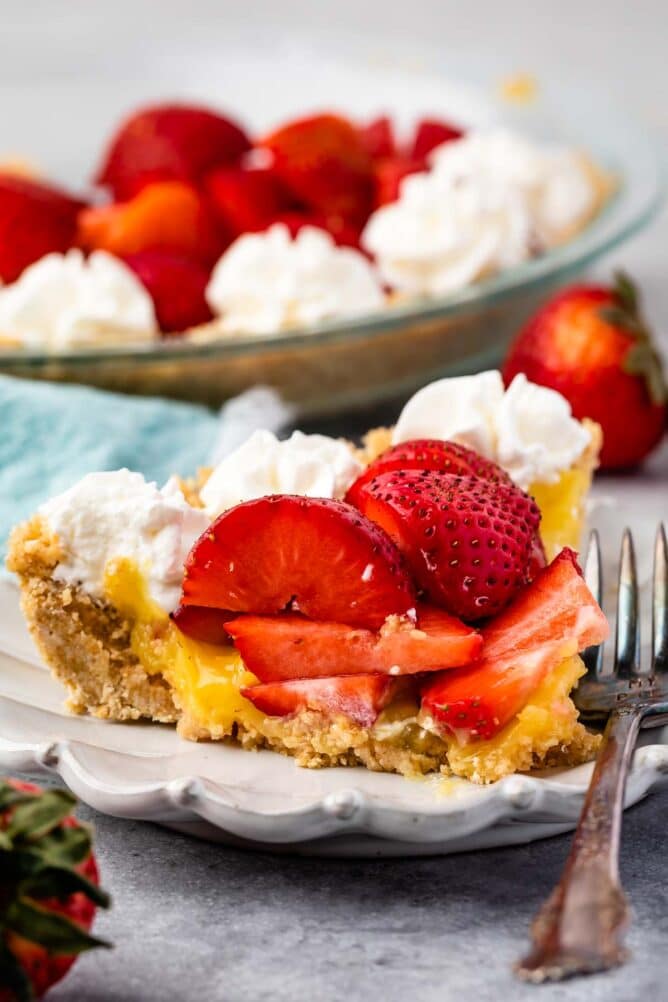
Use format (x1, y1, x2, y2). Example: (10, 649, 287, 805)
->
(103, 559, 596, 782)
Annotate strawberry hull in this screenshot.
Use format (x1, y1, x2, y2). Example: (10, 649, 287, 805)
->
(225, 605, 482, 682)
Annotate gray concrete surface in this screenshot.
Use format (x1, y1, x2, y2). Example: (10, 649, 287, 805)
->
(17, 771, 667, 1002)
(4, 2, 668, 999)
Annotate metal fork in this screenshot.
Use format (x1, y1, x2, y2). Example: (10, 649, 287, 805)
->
(516, 524, 668, 982)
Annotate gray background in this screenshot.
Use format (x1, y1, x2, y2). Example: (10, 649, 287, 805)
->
(3, 2, 668, 999)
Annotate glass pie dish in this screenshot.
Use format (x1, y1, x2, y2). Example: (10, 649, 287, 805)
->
(0, 58, 662, 417)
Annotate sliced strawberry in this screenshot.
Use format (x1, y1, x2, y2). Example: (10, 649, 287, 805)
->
(410, 118, 464, 160)
(205, 166, 294, 235)
(356, 470, 541, 621)
(225, 604, 481, 682)
(358, 116, 396, 160)
(421, 548, 609, 742)
(261, 113, 374, 223)
(0, 173, 85, 282)
(95, 102, 251, 200)
(241, 674, 406, 727)
(346, 438, 513, 508)
(180, 495, 416, 629)
(372, 156, 424, 207)
(170, 603, 231, 645)
(122, 250, 213, 333)
(77, 181, 228, 265)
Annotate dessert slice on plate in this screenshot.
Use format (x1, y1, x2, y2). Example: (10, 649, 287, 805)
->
(7, 371, 607, 783)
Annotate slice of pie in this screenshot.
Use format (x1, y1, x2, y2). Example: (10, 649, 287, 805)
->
(7, 372, 607, 784)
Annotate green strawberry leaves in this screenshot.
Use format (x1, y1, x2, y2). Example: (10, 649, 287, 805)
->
(0, 780, 111, 1000)
(599, 271, 667, 406)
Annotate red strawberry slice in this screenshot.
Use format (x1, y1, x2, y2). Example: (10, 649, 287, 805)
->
(356, 470, 541, 621)
(261, 113, 374, 223)
(0, 173, 85, 283)
(170, 603, 231, 645)
(205, 166, 294, 235)
(225, 604, 481, 682)
(410, 118, 464, 160)
(358, 116, 396, 160)
(421, 548, 609, 742)
(372, 156, 424, 206)
(95, 103, 251, 200)
(241, 674, 406, 727)
(180, 495, 416, 630)
(346, 438, 513, 509)
(123, 250, 213, 333)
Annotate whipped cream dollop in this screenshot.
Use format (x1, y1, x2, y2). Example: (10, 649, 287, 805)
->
(206, 224, 385, 334)
(40, 470, 210, 612)
(200, 429, 363, 516)
(362, 129, 600, 296)
(393, 370, 590, 488)
(0, 250, 158, 349)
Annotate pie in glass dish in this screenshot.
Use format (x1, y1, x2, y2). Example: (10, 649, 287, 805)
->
(7, 371, 608, 784)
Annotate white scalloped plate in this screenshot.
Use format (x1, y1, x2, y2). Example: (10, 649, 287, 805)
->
(1, 583, 668, 857)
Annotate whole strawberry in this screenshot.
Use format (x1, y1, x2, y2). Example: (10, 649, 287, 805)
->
(355, 470, 542, 621)
(503, 273, 667, 469)
(0, 779, 110, 1001)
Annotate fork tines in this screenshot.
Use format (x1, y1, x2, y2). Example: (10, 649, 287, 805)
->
(583, 524, 668, 683)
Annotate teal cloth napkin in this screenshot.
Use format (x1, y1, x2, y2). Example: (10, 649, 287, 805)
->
(0, 375, 221, 568)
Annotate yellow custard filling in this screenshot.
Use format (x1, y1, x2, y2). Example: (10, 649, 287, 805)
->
(104, 559, 264, 738)
(531, 465, 592, 559)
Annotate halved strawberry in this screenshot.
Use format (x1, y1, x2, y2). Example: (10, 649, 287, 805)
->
(241, 674, 406, 727)
(95, 102, 251, 200)
(122, 250, 213, 333)
(180, 495, 416, 629)
(77, 181, 227, 265)
(261, 113, 374, 223)
(421, 548, 609, 742)
(410, 118, 464, 160)
(0, 173, 85, 282)
(345, 438, 513, 509)
(356, 470, 541, 620)
(170, 604, 231, 645)
(225, 604, 481, 682)
(372, 156, 424, 207)
(358, 116, 396, 160)
(205, 166, 294, 235)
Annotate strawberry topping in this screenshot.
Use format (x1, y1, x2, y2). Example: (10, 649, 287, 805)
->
(421, 548, 609, 742)
(205, 166, 294, 236)
(180, 495, 416, 629)
(122, 250, 213, 333)
(225, 604, 481, 682)
(410, 118, 464, 160)
(241, 674, 406, 728)
(0, 173, 85, 283)
(170, 604, 231, 645)
(356, 470, 541, 621)
(95, 102, 251, 200)
(346, 438, 513, 508)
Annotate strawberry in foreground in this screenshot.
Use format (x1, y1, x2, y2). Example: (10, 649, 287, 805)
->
(241, 674, 407, 728)
(225, 605, 481, 682)
(503, 273, 667, 469)
(421, 549, 609, 742)
(122, 250, 213, 333)
(95, 102, 251, 200)
(345, 438, 514, 509)
(0, 174, 85, 284)
(180, 496, 416, 629)
(354, 470, 542, 621)
(261, 113, 374, 223)
(0, 780, 110, 1001)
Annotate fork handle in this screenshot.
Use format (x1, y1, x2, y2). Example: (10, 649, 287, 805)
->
(516, 705, 643, 981)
